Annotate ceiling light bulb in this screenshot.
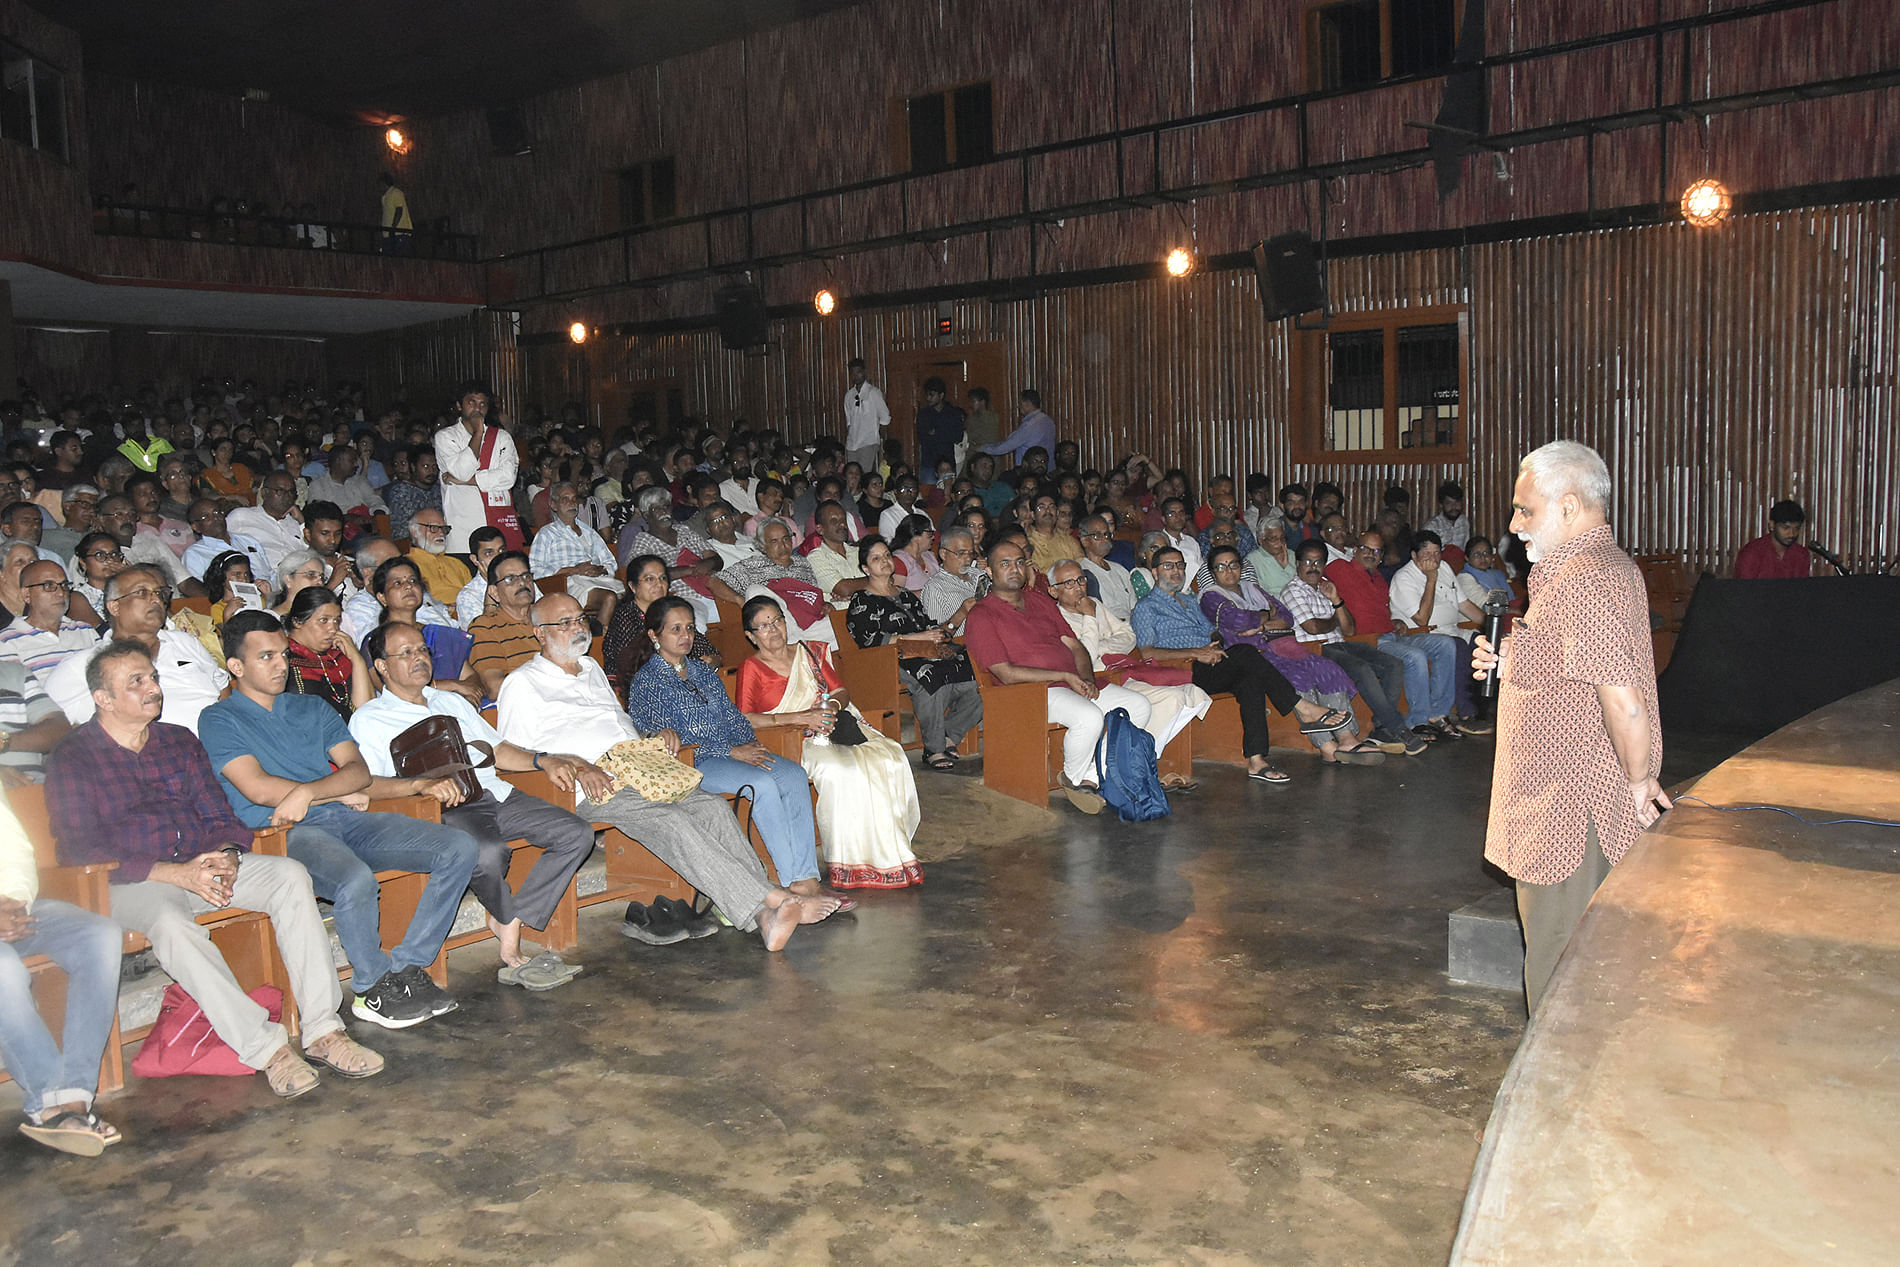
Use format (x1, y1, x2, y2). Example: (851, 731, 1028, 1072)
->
(1165, 248, 1195, 277)
(814, 289, 837, 316)
(1680, 178, 1731, 228)
(568, 321, 588, 345)
(385, 127, 408, 154)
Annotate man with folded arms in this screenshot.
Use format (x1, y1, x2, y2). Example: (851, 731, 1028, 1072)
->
(496, 594, 840, 951)
(0, 794, 122, 1154)
(47, 639, 384, 1098)
(198, 610, 480, 1029)
(350, 619, 592, 989)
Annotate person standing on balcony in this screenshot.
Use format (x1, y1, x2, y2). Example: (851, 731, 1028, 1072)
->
(379, 173, 412, 256)
(435, 382, 523, 555)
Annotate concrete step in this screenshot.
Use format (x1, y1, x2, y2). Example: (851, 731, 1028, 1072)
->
(1447, 885, 1522, 990)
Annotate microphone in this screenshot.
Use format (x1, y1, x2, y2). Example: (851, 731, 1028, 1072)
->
(1808, 541, 1850, 576)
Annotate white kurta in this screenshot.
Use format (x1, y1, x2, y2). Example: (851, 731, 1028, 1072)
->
(434, 420, 519, 553)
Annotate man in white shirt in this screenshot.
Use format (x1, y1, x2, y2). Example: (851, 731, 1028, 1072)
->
(1076, 515, 1138, 621)
(494, 594, 841, 951)
(226, 473, 306, 572)
(842, 357, 889, 474)
(349, 620, 592, 982)
(94, 495, 195, 593)
(1421, 479, 1472, 551)
(181, 501, 273, 583)
(435, 383, 519, 555)
(805, 500, 868, 609)
(46, 567, 229, 732)
(1157, 497, 1203, 589)
(1387, 529, 1492, 732)
(455, 527, 507, 627)
(877, 475, 925, 540)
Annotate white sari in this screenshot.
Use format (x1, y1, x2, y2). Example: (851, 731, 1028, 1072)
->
(768, 650, 922, 889)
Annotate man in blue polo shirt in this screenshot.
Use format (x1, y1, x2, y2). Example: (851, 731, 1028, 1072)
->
(198, 609, 479, 1030)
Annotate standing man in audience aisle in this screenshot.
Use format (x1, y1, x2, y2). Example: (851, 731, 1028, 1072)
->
(843, 358, 890, 475)
(199, 610, 480, 1029)
(48, 640, 384, 1099)
(436, 381, 524, 554)
(1476, 440, 1667, 1015)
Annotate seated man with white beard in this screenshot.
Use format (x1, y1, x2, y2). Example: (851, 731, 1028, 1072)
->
(1047, 559, 1209, 791)
(403, 509, 472, 610)
(495, 594, 842, 950)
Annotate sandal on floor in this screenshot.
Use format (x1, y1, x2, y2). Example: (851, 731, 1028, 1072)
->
(1297, 708, 1353, 736)
(20, 1110, 118, 1157)
(1161, 776, 1199, 792)
(1333, 740, 1388, 766)
(1247, 764, 1291, 784)
(924, 751, 956, 771)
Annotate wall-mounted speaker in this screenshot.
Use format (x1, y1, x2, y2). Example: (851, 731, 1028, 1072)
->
(1251, 232, 1327, 322)
(486, 105, 533, 157)
(714, 284, 769, 350)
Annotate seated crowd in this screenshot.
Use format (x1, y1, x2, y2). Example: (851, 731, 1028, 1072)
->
(0, 371, 1523, 1155)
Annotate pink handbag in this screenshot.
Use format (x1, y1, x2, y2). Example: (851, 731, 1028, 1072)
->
(131, 983, 284, 1079)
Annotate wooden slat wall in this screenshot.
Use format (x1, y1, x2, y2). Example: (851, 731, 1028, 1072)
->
(528, 199, 1900, 578)
(327, 310, 523, 427)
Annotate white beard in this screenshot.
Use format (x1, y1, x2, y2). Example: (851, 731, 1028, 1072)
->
(417, 536, 448, 555)
(1518, 528, 1553, 563)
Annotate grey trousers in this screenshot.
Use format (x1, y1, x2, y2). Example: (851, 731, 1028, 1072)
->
(1515, 821, 1613, 1015)
(110, 853, 344, 1070)
(580, 787, 773, 932)
(900, 671, 984, 754)
(443, 790, 596, 930)
(846, 443, 882, 474)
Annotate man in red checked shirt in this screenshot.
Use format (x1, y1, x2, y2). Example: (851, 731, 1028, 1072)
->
(1474, 441, 1669, 1014)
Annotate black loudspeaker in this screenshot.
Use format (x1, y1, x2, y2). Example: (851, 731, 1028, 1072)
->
(486, 105, 533, 157)
(714, 284, 769, 349)
(1251, 231, 1327, 321)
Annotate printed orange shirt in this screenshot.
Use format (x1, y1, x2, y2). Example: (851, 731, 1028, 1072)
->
(1484, 525, 1660, 885)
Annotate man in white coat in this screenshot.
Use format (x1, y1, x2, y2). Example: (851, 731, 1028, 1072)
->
(434, 381, 522, 555)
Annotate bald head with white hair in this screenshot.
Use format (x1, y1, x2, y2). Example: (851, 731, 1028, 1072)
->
(1512, 440, 1612, 563)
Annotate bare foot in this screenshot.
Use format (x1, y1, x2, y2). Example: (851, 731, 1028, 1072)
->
(487, 914, 527, 967)
(758, 889, 801, 951)
(1293, 700, 1325, 723)
(793, 894, 843, 923)
(787, 878, 822, 898)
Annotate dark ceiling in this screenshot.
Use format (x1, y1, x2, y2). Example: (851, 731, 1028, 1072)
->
(35, 0, 863, 122)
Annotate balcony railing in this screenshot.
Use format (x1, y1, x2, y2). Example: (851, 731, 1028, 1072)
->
(92, 201, 479, 262)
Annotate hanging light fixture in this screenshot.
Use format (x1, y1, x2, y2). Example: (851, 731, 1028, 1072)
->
(1165, 247, 1196, 278)
(384, 127, 410, 155)
(568, 321, 589, 345)
(814, 288, 837, 316)
(1680, 177, 1731, 229)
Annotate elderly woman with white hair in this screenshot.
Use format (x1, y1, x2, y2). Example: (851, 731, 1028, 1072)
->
(271, 548, 331, 619)
(617, 483, 721, 629)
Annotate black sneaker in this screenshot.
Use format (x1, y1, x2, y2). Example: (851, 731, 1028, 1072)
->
(620, 901, 690, 945)
(351, 970, 430, 1029)
(396, 964, 459, 1017)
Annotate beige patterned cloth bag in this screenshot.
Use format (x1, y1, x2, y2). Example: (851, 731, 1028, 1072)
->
(596, 737, 704, 802)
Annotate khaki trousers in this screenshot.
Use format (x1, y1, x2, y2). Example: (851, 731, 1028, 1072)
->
(1515, 821, 1612, 1015)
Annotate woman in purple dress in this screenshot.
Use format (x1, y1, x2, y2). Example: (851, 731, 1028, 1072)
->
(1198, 546, 1385, 765)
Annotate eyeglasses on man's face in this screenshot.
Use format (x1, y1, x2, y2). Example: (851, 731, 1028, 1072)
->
(113, 585, 172, 606)
(535, 616, 589, 632)
(24, 579, 71, 594)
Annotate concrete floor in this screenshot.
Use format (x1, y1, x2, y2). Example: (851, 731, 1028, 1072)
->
(1, 742, 1528, 1266)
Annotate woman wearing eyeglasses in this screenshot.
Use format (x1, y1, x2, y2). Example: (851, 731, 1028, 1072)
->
(270, 548, 331, 620)
(367, 556, 482, 706)
(282, 585, 376, 719)
(602, 554, 720, 699)
(67, 532, 126, 627)
(626, 597, 834, 901)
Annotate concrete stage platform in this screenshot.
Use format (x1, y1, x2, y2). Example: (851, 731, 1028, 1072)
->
(1452, 679, 1900, 1264)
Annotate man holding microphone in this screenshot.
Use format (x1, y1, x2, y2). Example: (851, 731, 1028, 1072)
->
(1473, 441, 1669, 1014)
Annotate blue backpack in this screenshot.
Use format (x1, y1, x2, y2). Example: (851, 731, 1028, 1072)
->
(1094, 707, 1172, 822)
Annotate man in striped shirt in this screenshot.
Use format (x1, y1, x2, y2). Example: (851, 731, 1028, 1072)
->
(0, 561, 101, 688)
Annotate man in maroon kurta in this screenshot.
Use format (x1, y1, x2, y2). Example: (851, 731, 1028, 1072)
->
(1732, 500, 1815, 579)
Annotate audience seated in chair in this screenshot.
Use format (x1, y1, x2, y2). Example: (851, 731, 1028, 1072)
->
(495, 593, 841, 951)
(528, 482, 622, 631)
(1281, 541, 1421, 757)
(468, 550, 543, 699)
(404, 509, 472, 610)
(1325, 529, 1467, 744)
(48, 637, 386, 1099)
(1387, 530, 1491, 731)
(198, 610, 480, 1031)
(846, 536, 982, 771)
(367, 555, 479, 705)
(46, 566, 229, 733)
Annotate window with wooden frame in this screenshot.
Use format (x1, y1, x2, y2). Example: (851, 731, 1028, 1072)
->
(0, 39, 69, 162)
(608, 156, 677, 231)
(1304, 0, 1458, 92)
(1288, 307, 1467, 464)
(891, 81, 994, 175)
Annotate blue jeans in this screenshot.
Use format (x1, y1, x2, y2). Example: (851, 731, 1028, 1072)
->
(1378, 632, 1458, 727)
(0, 899, 121, 1119)
(693, 753, 820, 885)
(287, 803, 478, 989)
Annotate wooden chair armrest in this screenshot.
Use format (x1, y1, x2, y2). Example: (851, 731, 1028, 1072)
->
(367, 793, 443, 823)
(250, 826, 290, 857)
(833, 641, 901, 714)
(976, 678, 1053, 730)
(754, 724, 806, 762)
(500, 768, 568, 805)
(35, 862, 115, 912)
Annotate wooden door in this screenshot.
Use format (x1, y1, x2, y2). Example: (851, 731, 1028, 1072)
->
(884, 341, 1008, 472)
(594, 377, 685, 439)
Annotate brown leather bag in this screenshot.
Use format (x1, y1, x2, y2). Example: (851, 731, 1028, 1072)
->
(388, 714, 494, 803)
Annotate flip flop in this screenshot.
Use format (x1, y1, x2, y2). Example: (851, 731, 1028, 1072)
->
(1297, 709, 1354, 735)
(525, 950, 584, 979)
(831, 897, 859, 914)
(1161, 777, 1200, 793)
(497, 956, 578, 991)
(1247, 765, 1291, 784)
